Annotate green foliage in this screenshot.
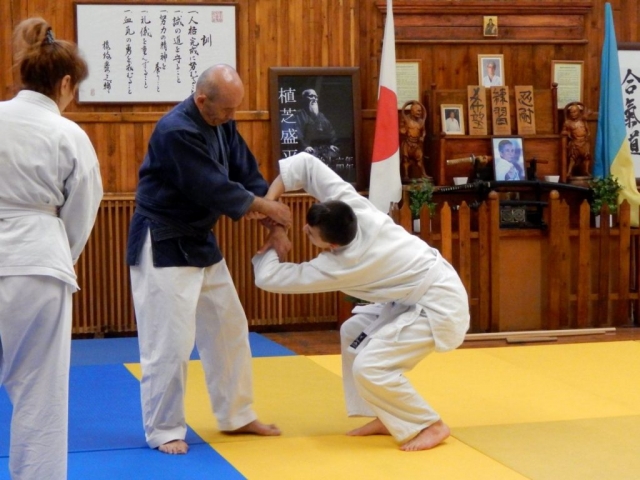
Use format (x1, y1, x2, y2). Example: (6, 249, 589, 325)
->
(408, 178, 436, 218)
(588, 174, 622, 215)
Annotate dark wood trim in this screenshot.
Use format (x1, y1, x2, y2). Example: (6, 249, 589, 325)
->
(64, 111, 271, 122)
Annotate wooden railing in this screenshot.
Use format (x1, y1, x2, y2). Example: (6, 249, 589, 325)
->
(71, 194, 336, 335)
(392, 189, 639, 332)
(72, 190, 638, 336)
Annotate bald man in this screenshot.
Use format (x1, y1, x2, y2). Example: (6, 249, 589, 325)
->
(127, 64, 290, 454)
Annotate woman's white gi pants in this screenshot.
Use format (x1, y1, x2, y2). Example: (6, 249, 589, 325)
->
(340, 260, 469, 443)
(130, 233, 257, 448)
(0, 275, 72, 480)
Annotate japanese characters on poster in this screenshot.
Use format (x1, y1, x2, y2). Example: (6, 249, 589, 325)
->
(76, 4, 236, 102)
(619, 50, 640, 176)
(274, 75, 357, 184)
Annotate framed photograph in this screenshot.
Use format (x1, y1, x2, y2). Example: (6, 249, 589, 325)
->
(492, 137, 526, 181)
(269, 67, 362, 188)
(483, 16, 498, 37)
(551, 60, 584, 109)
(478, 54, 505, 88)
(441, 104, 465, 135)
(75, 3, 237, 103)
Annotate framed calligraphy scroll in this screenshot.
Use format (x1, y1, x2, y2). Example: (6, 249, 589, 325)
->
(618, 43, 640, 178)
(269, 67, 363, 189)
(75, 3, 237, 103)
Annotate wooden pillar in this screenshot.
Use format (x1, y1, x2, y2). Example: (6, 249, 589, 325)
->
(487, 191, 501, 331)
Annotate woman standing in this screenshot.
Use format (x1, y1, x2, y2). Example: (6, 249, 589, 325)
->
(0, 18, 103, 479)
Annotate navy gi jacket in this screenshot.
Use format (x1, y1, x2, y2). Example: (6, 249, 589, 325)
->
(126, 95, 268, 268)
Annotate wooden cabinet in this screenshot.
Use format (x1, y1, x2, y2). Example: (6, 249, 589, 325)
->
(425, 85, 567, 186)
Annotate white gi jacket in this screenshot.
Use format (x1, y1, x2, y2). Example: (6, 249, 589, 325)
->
(253, 153, 469, 352)
(0, 90, 103, 290)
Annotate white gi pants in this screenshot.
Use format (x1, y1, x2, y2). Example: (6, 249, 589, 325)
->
(130, 233, 256, 448)
(0, 275, 72, 480)
(340, 260, 469, 443)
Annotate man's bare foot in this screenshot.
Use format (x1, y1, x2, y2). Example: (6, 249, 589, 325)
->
(400, 419, 450, 452)
(346, 418, 391, 436)
(158, 439, 189, 454)
(222, 419, 281, 436)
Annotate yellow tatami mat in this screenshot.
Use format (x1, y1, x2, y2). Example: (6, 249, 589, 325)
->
(454, 415, 640, 480)
(126, 341, 640, 479)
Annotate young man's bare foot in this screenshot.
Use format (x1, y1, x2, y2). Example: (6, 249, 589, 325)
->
(158, 439, 189, 454)
(222, 419, 281, 436)
(346, 418, 390, 436)
(400, 419, 450, 452)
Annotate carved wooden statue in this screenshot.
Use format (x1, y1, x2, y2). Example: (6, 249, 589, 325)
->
(399, 100, 428, 182)
(562, 101, 591, 178)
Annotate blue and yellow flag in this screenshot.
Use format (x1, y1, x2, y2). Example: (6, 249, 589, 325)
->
(594, 3, 640, 226)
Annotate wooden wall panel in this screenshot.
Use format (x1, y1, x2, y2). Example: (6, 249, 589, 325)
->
(2, 0, 639, 331)
(2, 0, 360, 192)
(71, 194, 336, 334)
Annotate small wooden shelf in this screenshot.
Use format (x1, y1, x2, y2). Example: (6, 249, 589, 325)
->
(425, 84, 567, 186)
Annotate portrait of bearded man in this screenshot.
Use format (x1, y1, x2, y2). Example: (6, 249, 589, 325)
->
(293, 88, 340, 165)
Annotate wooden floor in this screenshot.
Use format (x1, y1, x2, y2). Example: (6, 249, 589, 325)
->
(263, 325, 640, 355)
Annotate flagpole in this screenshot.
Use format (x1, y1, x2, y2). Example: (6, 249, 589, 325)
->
(368, 0, 402, 214)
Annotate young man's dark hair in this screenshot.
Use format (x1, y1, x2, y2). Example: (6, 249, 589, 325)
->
(306, 200, 357, 246)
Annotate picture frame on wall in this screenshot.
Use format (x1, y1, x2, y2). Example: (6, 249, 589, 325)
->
(395, 59, 422, 109)
(616, 42, 640, 178)
(269, 67, 363, 189)
(483, 16, 498, 37)
(74, 3, 237, 103)
(478, 54, 505, 88)
(492, 137, 525, 181)
(441, 104, 465, 135)
(551, 60, 584, 110)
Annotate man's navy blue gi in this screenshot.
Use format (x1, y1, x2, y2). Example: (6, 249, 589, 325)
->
(126, 95, 268, 268)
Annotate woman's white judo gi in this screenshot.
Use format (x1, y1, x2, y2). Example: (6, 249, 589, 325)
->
(252, 153, 469, 443)
(0, 91, 103, 480)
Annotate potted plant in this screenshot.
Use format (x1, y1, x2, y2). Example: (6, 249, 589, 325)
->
(588, 174, 622, 226)
(408, 177, 436, 232)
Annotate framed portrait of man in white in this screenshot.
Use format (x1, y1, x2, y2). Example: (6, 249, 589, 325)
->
(478, 54, 505, 88)
(441, 104, 465, 135)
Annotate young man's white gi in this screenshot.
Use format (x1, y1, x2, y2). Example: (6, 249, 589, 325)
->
(252, 153, 469, 444)
(0, 91, 103, 480)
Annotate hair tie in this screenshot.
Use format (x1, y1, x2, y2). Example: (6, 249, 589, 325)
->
(45, 28, 55, 45)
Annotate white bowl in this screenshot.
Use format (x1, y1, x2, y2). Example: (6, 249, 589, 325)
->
(544, 175, 560, 183)
(453, 177, 468, 185)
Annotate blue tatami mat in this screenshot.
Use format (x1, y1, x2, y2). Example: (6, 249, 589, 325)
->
(67, 443, 244, 480)
(0, 333, 292, 479)
(68, 364, 205, 452)
(0, 364, 204, 456)
(0, 333, 293, 479)
(0, 443, 244, 480)
(70, 332, 294, 365)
